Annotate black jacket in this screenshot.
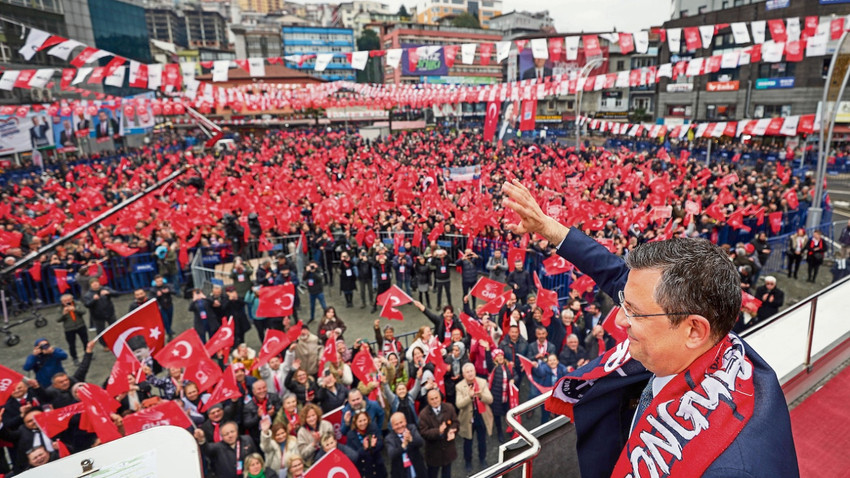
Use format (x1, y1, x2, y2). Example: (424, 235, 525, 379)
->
(200, 436, 258, 478)
(303, 269, 324, 295)
(82, 287, 117, 322)
(44, 352, 93, 408)
(386, 424, 428, 478)
(316, 383, 350, 413)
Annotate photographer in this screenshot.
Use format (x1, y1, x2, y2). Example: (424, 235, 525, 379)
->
(23, 338, 68, 388)
(57, 293, 88, 366)
(356, 250, 374, 309)
(303, 261, 326, 324)
(459, 249, 481, 308)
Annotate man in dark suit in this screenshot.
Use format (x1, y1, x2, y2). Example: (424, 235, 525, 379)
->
(95, 111, 118, 138)
(529, 326, 556, 362)
(502, 179, 799, 478)
(754, 276, 784, 324)
(387, 412, 427, 478)
(194, 421, 258, 478)
(58, 120, 76, 147)
(417, 389, 458, 478)
(75, 113, 90, 131)
(29, 115, 50, 149)
(521, 57, 553, 81)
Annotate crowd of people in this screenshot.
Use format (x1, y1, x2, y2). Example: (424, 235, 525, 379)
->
(0, 126, 839, 477)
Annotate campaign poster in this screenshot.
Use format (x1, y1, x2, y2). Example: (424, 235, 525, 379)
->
(90, 104, 122, 142)
(53, 114, 78, 153)
(518, 47, 609, 81)
(401, 44, 448, 76)
(121, 92, 156, 136)
(498, 99, 521, 141)
(72, 105, 92, 139)
(0, 112, 55, 156)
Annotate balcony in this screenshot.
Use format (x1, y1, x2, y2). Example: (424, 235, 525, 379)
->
(0, 0, 63, 14)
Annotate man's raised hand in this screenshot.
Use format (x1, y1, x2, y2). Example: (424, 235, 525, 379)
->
(501, 179, 569, 245)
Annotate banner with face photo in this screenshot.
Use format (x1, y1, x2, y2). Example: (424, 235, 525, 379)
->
(53, 114, 78, 153)
(121, 92, 156, 136)
(0, 112, 55, 156)
(498, 99, 521, 141)
(401, 44, 448, 76)
(90, 104, 122, 142)
(518, 47, 609, 82)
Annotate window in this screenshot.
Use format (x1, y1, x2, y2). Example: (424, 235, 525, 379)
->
(758, 62, 795, 79)
(667, 104, 692, 117)
(616, 60, 625, 71)
(754, 104, 791, 118)
(566, 100, 575, 110)
(615, 98, 623, 108)
(706, 104, 736, 121)
(633, 97, 650, 110)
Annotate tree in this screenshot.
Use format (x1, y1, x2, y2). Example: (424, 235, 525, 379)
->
(397, 5, 410, 18)
(357, 29, 380, 51)
(452, 12, 481, 29)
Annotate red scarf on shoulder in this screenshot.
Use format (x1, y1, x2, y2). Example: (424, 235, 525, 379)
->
(547, 334, 755, 478)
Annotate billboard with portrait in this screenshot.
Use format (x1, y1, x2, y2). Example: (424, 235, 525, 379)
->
(90, 104, 122, 142)
(401, 44, 449, 77)
(0, 112, 55, 156)
(517, 46, 609, 82)
(121, 92, 156, 136)
(53, 114, 78, 153)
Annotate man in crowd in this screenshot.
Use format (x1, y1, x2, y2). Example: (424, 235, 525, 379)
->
(82, 279, 117, 347)
(455, 363, 493, 473)
(386, 412, 427, 478)
(418, 389, 458, 478)
(194, 421, 258, 478)
(755, 276, 785, 324)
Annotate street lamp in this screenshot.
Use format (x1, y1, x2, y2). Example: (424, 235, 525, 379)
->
(575, 57, 604, 151)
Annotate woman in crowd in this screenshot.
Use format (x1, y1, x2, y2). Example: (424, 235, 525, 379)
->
(316, 307, 346, 344)
(274, 393, 302, 434)
(260, 420, 299, 478)
(244, 453, 277, 478)
(488, 348, 516, 442)
(346, 411, 386, 478)
(285, 364, 320, 405)
(295, 403, 334, 466)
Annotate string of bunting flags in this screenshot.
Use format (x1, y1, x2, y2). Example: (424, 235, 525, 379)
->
(578, 113, 819, 139)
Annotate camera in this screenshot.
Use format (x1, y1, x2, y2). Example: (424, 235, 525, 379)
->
(39, 343, 49, 351)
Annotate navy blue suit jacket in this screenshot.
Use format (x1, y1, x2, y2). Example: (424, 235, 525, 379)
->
(556, 227, 798, 478)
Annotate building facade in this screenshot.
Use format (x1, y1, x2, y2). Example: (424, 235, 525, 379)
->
(487, 10, 554, 39)
(412, 0, 503, 28)
(381, 22, 503, 85)
(333, 1, 392, 37)
(232, 23, 283, 59)
(657, 0, 850, 125)
(670, 0, 769, 19)
(282, 26, 356, 81)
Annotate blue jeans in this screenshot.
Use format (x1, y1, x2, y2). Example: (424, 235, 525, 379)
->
(159, 305, 174, 335)
(309, 293, 327, 322)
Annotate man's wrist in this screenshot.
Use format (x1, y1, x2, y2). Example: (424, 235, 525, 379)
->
(542, 218, 570, 246)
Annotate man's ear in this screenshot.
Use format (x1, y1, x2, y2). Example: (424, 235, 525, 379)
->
(684, 314, 713, 350)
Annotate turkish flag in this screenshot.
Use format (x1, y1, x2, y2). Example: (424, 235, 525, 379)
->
(204, 316, 235, 356)
(601, 306, 627, 343)
(154, 329, 207, 369)
(570, 273, 596, 294)
(470, 276, 507, 301)
(184, 354, 223, 392)
(286, 321, 304, 344)
(519, 98, 537, 132)
(28, 261, 42, 282)
(105, 348, 138, 397)
(106, 242, 140, 257)
(55, 439, 71, 458)
(258, 235, 274, 252)
(77, 383, 122, 443)
(508, 247, 526, 272)
(256, 283, 295, 318)
(350, 348, 379, 386)
(542, 254, 573, 276)
(783, 189, 799, 210)
(705, 201, 727, 222)
(54, 269, 69, 293)
(533, 272, 558, 325)
(34, 403, 85, 438)
(0, 364, 24, 404)
(252, 329, 291, 372)
(460, 313, 496, 349)
(123, 400, 193, 435)
(306, 448, 361, 478)
(200, 367, 242, 412)
(478, 289, 512, 315)
(377, 285, 411, 318)
(100, 299, 166, 357)
(483, 101, 500, 142)
(769, 212, 783, 234)
(412, 226, 423, 249)
(319, 330, 338, 373)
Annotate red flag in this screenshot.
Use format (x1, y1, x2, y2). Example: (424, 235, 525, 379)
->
(741, 290, 762, 312)
(256, 283, 295, 318)
(470, 276, 507, 302)
(411, 226, 423, 248)
(184, 354, 223, 392)
(319, 331, 338, 373)
(832, 18, 846, 41)
(322, 406, 347, 444)
(542, 254, 573, 276)
(705, 201, 727, 222)
(784, 190, 799, 210)
(350, 348, 379, 386)
(77, 383, 122, 443)
(506, 382, 520, 434)
(508, 246, 526, 272)
(519, 98, 537, 132)
(570, 274, 596, 294)
(619, 33, 635, 54)
(306, 448, 361, 478)
(532, 272, 558, 326)
(478, 289, 513, 315)
(122, 400, 193, 435)
(767, 19, 787, 42)
(769, 212, 783, 235)
(106, 242, 140, 257)
(200, 367, 243, 412)
(89, 228, 103, 250)
(480, 43, 493, 65)
(582, 35, 602, 57)
(483, 101, 500, 142)
(153, 329, 207, 369)
(28, 261, 42, 282)
(106, 346, 141, 397)
(517, 355, 553, 393)
(0, 365, 24, 404)
(56, 439, 71, 458)
(54, 269, 70, 293)
(34, 403, 85, 438)
(70, 47, 103, 67)
(205, 316, 235, 356)
(443, 45, 459, 68)
(460, 313, 496, 349)
(100, 299, 166, 357)
(286, 321, 304, 344)
(428, 223, 444, 242)
(601, 306, 627, 343)
(253, 329, 292, 372)
(426, 342, 448, 395)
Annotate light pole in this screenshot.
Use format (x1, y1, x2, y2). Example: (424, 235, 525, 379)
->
(809, 31, 850, 228)
(575, 57, 604, 150)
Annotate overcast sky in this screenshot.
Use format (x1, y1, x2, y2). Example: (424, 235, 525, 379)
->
(296, 0, 673, 32)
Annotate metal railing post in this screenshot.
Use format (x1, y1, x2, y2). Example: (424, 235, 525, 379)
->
(804, 297, 818, 372)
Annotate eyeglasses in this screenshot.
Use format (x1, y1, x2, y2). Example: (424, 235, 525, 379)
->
(618, 290, 692, 323)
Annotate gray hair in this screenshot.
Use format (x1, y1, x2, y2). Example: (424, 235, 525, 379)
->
(461, 362, 476, 373)
(567, 334, 579, 341)
(625, 237, 741, 340)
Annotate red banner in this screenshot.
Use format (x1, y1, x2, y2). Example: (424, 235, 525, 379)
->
(122, 400, 193, 434)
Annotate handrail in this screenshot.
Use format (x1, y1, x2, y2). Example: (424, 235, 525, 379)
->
(470, 390, 550, 478)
